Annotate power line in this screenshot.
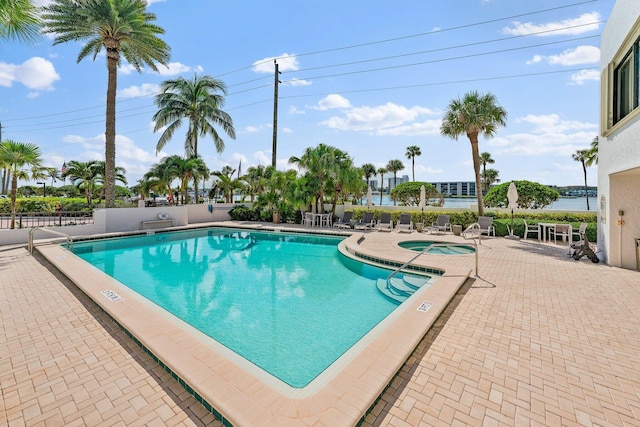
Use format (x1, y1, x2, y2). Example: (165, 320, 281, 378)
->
(217, 0, 600, 76)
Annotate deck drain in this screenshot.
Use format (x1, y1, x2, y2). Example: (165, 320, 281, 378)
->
(417, 301, 432, 312)
(101, 290, 123, 302)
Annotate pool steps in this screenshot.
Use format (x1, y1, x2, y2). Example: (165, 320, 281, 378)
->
(375, 274, 430, 303)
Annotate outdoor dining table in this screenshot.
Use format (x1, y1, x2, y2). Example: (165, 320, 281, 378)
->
(538, 222, 573, 244)
(313, 213, 332, 228)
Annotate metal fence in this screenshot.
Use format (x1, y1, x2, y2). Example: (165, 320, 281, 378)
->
(0, 211, 94, 229)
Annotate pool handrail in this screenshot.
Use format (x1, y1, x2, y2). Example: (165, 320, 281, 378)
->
(28, 227, 73, 254)
(386, 237, 479, 293)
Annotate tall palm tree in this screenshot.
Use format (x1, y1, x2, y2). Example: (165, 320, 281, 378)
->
(165, 155, 208, 204)
(377, 167, 387, 205)
(361, 163, 377, 188)
(440, 91, 507, 216)
(44, 167, 61, 189)
(586, 136, 598, 167)
(62, 160, 101, 207)
(0, 0, 41, 44)
(43, 0, 170, 208)
(153, 74, 236, 203)
(479, 151, 495, 193)
(242, 165, 267, 202)
(385, 159, 404, 206)
(572, 149, 591, 210)
(482, 168, 500, 190)
(0, 140, 42, 229)
(405, 146, 421, 182)
(289, 144, 336, 212)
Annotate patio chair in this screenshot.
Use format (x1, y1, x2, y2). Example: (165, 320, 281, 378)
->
(395, 213, 413, 233)
(375, 213, 393, 231)
(302, 212, 315, 227)
(523, 220, 539, 240)
(431, 214, 451, 233)
(477, 216, 495, 237)
(333, 211, 353, 228)
(571, 222, 587, 242)
(550, 224, 571, 244)
(354, 212, 375, 229)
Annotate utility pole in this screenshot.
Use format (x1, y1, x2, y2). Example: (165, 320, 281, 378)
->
(271, 60, 281, 168)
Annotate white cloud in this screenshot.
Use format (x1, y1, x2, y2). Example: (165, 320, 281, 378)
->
(118, 63, 138, 75)
(117, 83, 160, 98)
(283, 127, 293, 134)
(569, 69, 599, 85)
(503, 12, 601, 37)
(494, 114, 598, 156)
(253, 151, 271, 165)
(284, 78, 312, 87)
(517, 114, 596, 133)
(157, 62, 203, 76)
(547, 46, 600, 65)
(27, 92, 40, 99)
(0, 57, 60, 90)
(320, 101, 438, 134)
(252, 53, 300, 73)
(289, 106, 305, 115)
(377, 119, 441, 136)
(312, 94, 352, 111)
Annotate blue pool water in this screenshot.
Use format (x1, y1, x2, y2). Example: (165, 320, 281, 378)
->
(398, 240, 476, 254)
(71, 228, 411, 388)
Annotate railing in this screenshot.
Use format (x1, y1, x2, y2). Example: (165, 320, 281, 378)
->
(0, 211, 93, 230)
(28, 227, 73, 254)
(386, 228, 480, 289)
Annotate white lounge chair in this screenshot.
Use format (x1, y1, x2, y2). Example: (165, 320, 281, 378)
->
(395, 213, 413, 233)
(354, 212, 375, 229)
(375, 213, 393, 231)
(431, 214, 451, 233)
(333, 211, 353, 228)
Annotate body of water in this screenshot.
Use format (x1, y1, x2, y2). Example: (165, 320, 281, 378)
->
(365, 195, 597, 211)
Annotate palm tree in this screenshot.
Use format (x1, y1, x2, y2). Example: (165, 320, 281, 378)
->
(479, 152, 495, 193)
(153, 74, 236, 203)
(572, 149, 591, 210)
(0, 0, 41, 44)
(377, 167, 387, 205)
(242, 165, 268, 202)
(405, 146, 421, 181)
(141, 160, 174, 202)
(440, 91, 507, 216)
(43, 0, 170, 208)
(361, 163, 377, 188)
(289, 144, 336, 213)
(62, 160, 101, 207)
(482, 168, 500, 190)
(0, 140, 42, 229)
(164, 155, 208, 204)
(93, 160, 127, 204)
(44, 167, 61, 189)
(586, 136, 598, 167)
(385, 159, 404, 205)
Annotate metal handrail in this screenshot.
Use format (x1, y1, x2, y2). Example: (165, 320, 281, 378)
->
(387, 236, 480, 289)
(28, 227, 73, 254)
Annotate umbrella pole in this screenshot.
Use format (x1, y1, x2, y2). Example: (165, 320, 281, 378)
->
(506, 208, 520, 239)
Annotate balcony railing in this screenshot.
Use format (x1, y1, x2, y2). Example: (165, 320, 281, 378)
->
(0, 211, 94, 230)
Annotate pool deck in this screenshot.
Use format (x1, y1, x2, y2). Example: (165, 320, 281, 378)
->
(2, 221, 640, 426)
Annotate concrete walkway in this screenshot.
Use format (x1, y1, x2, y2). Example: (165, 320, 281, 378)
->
(2, 226, 640, 426)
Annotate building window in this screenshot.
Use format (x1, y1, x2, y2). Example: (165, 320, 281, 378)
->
(613, 49, 637, 124)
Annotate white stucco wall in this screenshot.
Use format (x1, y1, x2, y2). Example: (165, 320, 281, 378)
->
(599, 0, 640, 269)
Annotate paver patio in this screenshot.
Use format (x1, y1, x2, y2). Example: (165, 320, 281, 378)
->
(2, 223, 639, 426)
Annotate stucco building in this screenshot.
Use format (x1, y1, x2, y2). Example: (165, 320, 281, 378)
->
(598, 0, 640, 269)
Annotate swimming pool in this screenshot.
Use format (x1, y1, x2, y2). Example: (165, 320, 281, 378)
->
(71, 228, 426, 388)
(398, 240, 476, 254)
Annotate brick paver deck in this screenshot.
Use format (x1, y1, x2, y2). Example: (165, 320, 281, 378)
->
(2, 225, 639, 426)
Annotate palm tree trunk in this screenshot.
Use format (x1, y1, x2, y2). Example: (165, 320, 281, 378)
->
(582, 162, 590, 210)
(104, 53, 118, 208)
(10, 173, 18, 229)
(393, 173, 397, 206)
(412, 157, 415, 182)
(469, 134, 484, 216)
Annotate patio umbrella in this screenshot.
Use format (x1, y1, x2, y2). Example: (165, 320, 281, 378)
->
(419, 185, 426, 225)
(366, 186, 373, 210)
(507, 181, 519, 238)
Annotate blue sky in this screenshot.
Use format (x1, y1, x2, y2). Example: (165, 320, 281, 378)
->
(1, 0, 611, 188)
